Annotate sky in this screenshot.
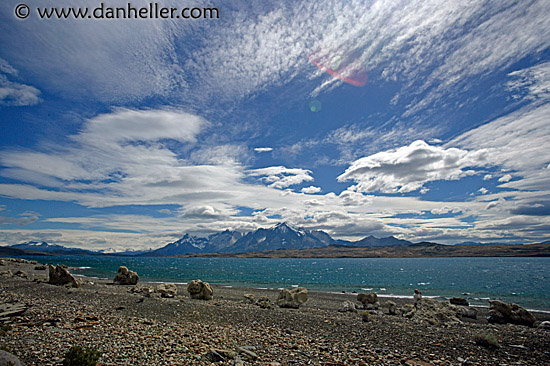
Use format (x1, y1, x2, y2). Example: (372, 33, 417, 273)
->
(0, 0, 549, 251)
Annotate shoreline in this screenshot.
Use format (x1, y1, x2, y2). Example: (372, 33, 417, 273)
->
(1, 258, 549, 365)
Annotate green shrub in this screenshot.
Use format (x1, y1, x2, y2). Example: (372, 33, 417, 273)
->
(474, 333, 499, 349)
(63, 346, 101, 366)
(361, 310, 372, 322)
(0, 325, 12, 336)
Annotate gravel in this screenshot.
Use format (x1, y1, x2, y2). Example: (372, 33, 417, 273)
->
(0, 258, 549, 365)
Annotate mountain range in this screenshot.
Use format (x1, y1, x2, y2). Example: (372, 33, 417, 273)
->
(143, 222, 411, 256)
(4, 223, 545, 257)
(4, 223, 411, 256)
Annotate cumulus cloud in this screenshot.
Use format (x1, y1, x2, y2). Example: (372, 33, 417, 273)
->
(498, 174, 512, 183)
(301, 186, 321, 194)
(247, 166, 313, 189)
(338, 140, 489, 193)
(478, 187, 488, 195)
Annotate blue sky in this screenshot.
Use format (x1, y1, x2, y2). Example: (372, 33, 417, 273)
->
(0, 0, 549, 251)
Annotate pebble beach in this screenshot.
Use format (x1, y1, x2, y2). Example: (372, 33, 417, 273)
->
(0, 258, 549, 365)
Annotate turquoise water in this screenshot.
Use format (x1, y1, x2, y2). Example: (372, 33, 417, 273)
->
(22, 256, 550, 311)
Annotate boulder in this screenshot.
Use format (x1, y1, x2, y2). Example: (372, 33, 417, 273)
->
(0, 350, 23, 366)
(277, 287, 308, 309)
(48, 264, 81, 288)
(338, 300, 357, 313)
(34, 264, 47, 270)
(156, 283, 177, 298)
(456, 306, 478, 319)
(404, 298, 462, 325)
(450, 297, 469, 306)
(14, 270, 27, 278)
(386, 300, 397, 315)
(537, 320, 550, 330)
(487, 300, 536, 327)
(0, 270, 12, 277)
(357, 292, 378, 309)
(113, 266, 139, 285)
(187, 279, 213, 300)
(129, 286, 154, 297)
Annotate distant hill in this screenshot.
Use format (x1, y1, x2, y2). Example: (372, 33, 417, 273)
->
(0, 245, 47, 257)
(354, 235, 411, 247)
(11, 241, 98, 256)
(180, 243, 550, 258)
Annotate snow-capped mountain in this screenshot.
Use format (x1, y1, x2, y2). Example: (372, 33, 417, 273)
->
(221, 222, 331, 253)
(145, 234, 209, 256)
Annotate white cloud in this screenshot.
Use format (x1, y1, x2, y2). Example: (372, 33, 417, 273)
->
(478, 187, 488, 195)
(0, 214, 38, 226)
(498, 174, 512, 183)
(507, 62, 550, 102)
(430, 206, 462, 215)
(0, 58, 40, 106)
(338, 140, 489, 193)
(254, 147, 273, 153)
(451, 103, 550, 192)
(301, 186, 321, 194)
(247, 166, 313, 189)
(483, 174, 493, 180)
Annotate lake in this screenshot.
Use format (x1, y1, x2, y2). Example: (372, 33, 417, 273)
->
(22, 256, 550, 311)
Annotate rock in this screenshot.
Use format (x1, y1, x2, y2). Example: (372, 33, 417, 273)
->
(357, 292, 379, 309)
(129, 286, 154, 297)
(156, 283, 177, 298)
(487, 300, 536, 327)
(34, 264, 47, 270)
(243, 293, 255, 304)
(48, 264, 81, 288)
(450, 297, 469, 306)
(236, 346, 258, 360)
(0, 302, 28, 318)
(537, 320, 550, 329)
(338, 300, 357, 313)
(277, 287, 308, 309)
(456, 306, 477, 319)
(0, 350, 23, 366)
(404, 298, 462, 325)
(14, 270, 27, 278)
(113, 266, 139, 285)
(0, 270, 12, 277)
(386, 301, 397, 315)
(187, 279, 213, 300)
(0, 260, 5, 266)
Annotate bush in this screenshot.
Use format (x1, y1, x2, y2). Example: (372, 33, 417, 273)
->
(474, 333, 499, 349)
(0, 325, 12, 336)
(63, 346, 101, 366)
